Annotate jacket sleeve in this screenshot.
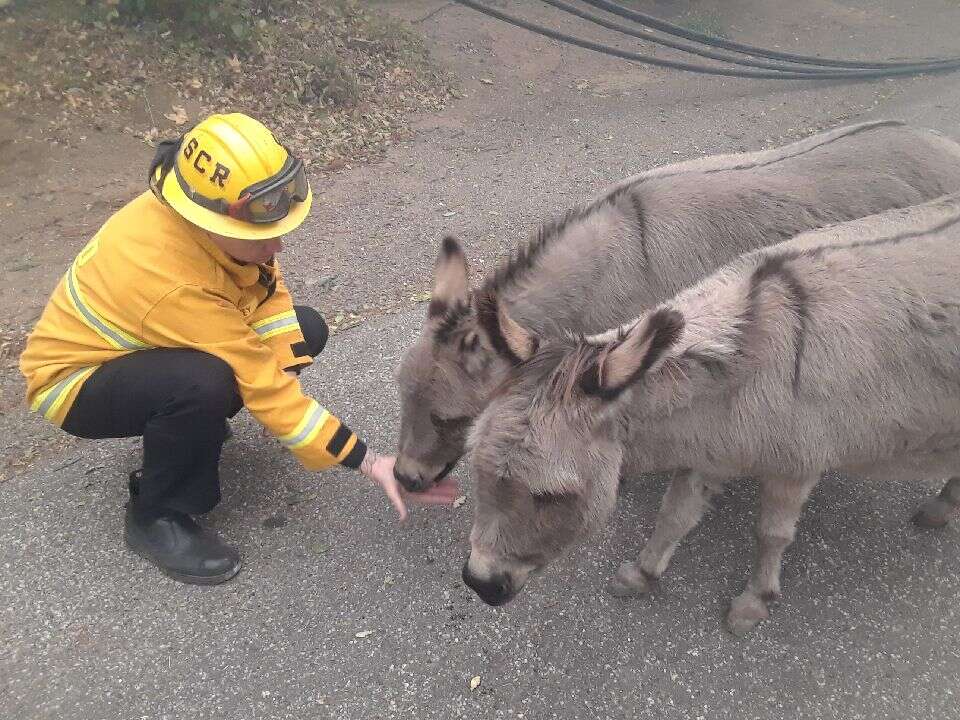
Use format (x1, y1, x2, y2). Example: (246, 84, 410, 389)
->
(141, 284, 366, 471)
(247, 262, 314, 372)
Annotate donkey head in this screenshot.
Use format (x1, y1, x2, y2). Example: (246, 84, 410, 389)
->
(394, 237, 521, 492)
(462, 305, 687, 606)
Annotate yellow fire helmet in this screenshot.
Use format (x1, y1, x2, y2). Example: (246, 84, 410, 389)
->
(149, 113, 313, 240)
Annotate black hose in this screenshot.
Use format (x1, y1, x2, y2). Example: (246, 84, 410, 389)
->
(453, 0, 960, 80)
(542, 0, 859, 75)
(580, 0, 959, 70)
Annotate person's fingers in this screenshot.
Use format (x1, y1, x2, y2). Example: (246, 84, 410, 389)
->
(377, 455, 397, 473)
(383, 479, 409, 522)
(408, 492, 456, 506)
(406, 478, 460, 505)
(434, 476, 459, 494)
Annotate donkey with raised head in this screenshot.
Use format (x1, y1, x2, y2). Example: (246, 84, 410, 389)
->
(462, 194, 960, 635)
(393, 121, 960, 492)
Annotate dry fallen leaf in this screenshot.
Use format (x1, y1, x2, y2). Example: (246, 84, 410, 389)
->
(164, 105, 188, 126)
(469, 676, 481, 691)
(140, 127, 159, 146)
(355, 630, 375, 639)
(453, 495, 466, 509)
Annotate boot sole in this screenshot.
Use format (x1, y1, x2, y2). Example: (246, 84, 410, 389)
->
(125, 536, 242, 586)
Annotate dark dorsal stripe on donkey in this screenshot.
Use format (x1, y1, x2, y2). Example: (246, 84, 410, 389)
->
(463, 193, 960, 635)
(393, 120, 960, 492)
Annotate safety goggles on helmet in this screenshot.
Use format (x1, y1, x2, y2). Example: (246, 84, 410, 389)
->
(173, 150, 309, 224)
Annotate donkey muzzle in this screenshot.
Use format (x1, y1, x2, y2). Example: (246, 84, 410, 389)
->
(461, 561, 516, 607)
(394, 459, 459, 493)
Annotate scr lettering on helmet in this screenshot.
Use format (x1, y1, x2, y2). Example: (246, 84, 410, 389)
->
(193, 150, 212, 175)
(210, 163, 230, 187)
(183, 137, 199, 160)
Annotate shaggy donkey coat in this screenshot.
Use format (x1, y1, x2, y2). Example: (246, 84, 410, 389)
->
(393, 121, 960, 491)
(463, 194, 960, 635)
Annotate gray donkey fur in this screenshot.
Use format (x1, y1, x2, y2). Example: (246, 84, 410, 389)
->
(394, 120, 960, 491)
(462, 194, 960, 635)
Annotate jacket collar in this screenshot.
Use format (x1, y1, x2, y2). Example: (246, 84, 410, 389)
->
(192, 227, 264, 289)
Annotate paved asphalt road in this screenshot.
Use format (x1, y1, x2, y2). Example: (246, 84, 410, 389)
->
(2, 307, 959, 720)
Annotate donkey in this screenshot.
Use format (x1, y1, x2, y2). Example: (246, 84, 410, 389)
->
(461, 193, 960, 635)
(393, 120, 960, 492)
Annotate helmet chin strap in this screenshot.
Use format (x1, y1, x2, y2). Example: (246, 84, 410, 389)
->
(147, 138, 182, 205)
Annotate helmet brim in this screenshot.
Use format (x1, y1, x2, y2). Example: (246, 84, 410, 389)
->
(157, 164, 313, 240)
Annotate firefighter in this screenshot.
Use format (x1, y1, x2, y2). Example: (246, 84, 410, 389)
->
(20, 113, 457, 585)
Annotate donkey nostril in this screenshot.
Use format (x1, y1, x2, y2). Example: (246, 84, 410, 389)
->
(462, 564, 514, 606)
(393, 467, 421, 493)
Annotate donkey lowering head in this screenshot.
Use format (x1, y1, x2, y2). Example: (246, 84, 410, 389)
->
(393, 121, 960, 494)
(461, 196, 960, 633)
(461, 305, 687, 605)
(393, 236, 521, 492)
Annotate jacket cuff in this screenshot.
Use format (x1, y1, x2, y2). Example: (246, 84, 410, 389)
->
(340, 439, 367, 470)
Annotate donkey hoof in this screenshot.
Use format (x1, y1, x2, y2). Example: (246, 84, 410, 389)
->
(912, 500, 952, 529)
(726, 594, 769, 637)
(607, 562, 656, 598)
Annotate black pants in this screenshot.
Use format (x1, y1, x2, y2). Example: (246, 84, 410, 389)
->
(62, 305, 328, 517)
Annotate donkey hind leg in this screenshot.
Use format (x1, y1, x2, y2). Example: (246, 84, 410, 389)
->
(912, 477, 960, 529)
(726, 475, 818, 637)
(608, 470, 727, 598)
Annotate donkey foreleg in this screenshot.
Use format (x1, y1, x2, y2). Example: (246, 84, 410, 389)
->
(609, 470, 726, 598)
(726, 475, 818, 637)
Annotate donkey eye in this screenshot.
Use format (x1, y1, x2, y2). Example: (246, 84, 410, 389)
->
(531, 490, 572, 507)
(430, 413, 473, 433)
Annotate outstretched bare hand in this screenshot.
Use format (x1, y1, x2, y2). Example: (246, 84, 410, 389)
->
(361, 452, 459, 521)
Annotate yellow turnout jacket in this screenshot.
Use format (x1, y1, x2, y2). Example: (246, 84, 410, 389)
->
(20, 192, 366, 470)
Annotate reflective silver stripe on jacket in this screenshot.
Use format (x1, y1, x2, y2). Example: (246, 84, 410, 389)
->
(252, 313, 300, 340)
(66, 267, 148, 351)
(280, 400, 330, 450)
(34, 367, 95, 419)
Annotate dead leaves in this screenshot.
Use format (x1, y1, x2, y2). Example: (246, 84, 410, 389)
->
(163, 105, 188, 126)
(469, 676, 482, 691)
(124, 125, 159, 146)
(2, 1, 450, 176)
(329, 312, 363, 334)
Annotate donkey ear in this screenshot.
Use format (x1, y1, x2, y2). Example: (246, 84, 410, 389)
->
(428, 236, 470, 318)
(580, 308, 685, 399)
(474, 290, 539, 364)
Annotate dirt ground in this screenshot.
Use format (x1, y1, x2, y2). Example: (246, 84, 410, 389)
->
(6, 0, 958, 480)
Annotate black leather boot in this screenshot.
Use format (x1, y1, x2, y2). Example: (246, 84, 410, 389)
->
(124, 504, 242, 585)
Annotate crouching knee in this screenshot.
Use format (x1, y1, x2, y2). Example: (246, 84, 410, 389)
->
(184, 353, 240, 418)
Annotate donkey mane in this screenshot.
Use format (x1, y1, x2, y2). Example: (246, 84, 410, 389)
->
(476, 119, 910, 308)
(478, 205, 597, 300)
